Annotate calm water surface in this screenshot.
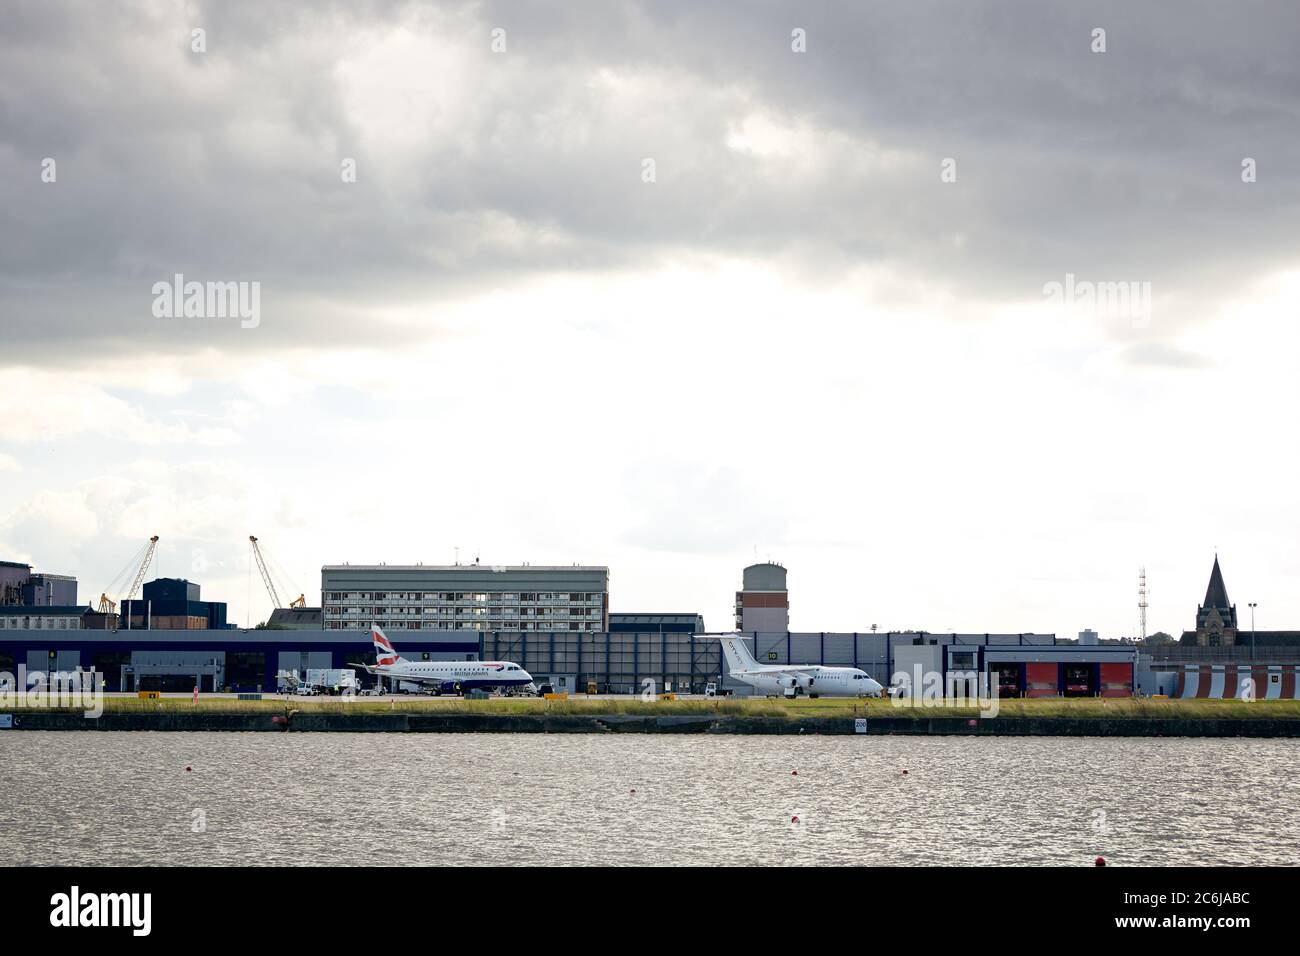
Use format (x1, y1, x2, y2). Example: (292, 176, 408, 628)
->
(1, 732, 1297, 866)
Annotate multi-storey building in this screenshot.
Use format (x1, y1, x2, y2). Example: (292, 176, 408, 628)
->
(0, 561, 29, 605)
(0, 560, 78, 606)
(321, 564, 609, 633)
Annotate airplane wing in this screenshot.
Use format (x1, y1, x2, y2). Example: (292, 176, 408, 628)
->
(388, 672, 446, 685)
(384, 670, 519, 686)
(745, 665, 820, 678)
(347, 664, 445, 685)
(776, 670, 820, 680)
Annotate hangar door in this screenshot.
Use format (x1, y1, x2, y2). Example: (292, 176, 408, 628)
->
(1024, 662, 1058, 698)
(1099, 663, 1132, 698)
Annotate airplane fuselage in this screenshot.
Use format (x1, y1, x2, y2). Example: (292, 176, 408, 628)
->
(368, 660, 533, 690)
(734, 665, 879, 698)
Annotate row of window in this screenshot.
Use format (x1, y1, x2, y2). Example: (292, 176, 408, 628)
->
(325, 621, 604, 631)
(0, 617, 81, 629)
(325, 591, 603, 604)
(326, 607, 602, 618)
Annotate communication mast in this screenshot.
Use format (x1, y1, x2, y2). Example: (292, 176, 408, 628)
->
(1138, 567, 1148, 642)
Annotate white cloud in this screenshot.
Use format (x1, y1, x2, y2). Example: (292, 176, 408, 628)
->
(0, 369, 239, 446)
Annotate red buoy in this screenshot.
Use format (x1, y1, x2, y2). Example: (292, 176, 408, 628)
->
(185, 766, 192, 772)
(901, 769, 909, 776)
(791, 770, 798, 776)
(791, 815, 800, 824)
(967, 719, 978, 727)
(1095, 856, 1106, 867)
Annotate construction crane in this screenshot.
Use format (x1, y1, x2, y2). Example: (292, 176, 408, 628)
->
(101, 535, 159, 605)
(250, 536, 306, 610)
(249, 536, 283, 609)
(97, 535, 159, 628)
(125, 536, 160, 603)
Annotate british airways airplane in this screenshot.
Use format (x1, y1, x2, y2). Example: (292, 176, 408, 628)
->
(351, 626, 534, 695)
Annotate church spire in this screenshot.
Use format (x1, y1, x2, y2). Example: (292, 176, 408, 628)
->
(1203, 555, 1230, 610)
(1194, 554, 1238, 645)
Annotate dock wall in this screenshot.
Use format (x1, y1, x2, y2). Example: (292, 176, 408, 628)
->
(4, 712, 1300, 737)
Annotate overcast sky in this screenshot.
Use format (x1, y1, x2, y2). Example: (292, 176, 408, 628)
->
(2, 0, 1298, 637)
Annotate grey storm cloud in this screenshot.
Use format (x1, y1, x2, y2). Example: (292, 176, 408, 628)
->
(2, 0, 1298, 360)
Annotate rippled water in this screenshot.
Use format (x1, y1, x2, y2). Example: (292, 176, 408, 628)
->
(1, 732, 1297, 866)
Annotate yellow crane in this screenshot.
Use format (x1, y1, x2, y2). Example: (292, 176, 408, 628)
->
(98, 535, 159, 626)
(101, 535, 159, 606)
(125, 536, 160, 603)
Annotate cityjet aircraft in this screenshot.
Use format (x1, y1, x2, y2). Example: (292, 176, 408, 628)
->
(352, 626, 534, 695)
(719, 634, 884, 698)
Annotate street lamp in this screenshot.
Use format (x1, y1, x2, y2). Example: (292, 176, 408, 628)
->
(1248, 602, 1257, 660)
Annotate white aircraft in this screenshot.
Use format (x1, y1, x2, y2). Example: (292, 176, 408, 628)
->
(719, 634, 883, 698)
(351, 626, 534, 695)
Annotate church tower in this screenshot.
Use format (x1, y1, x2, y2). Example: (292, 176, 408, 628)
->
(1194, 555, 1238, 646)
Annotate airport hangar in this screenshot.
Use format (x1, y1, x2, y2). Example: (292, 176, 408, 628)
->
(0, 625, 1145, 697)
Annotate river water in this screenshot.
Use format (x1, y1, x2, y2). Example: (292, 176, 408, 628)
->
(1, 732, 1296, 866)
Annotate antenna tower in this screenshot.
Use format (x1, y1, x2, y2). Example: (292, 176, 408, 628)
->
(1138, 567, 1148, 641)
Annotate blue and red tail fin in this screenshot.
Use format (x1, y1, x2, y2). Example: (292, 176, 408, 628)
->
(372, 626, 404, 666)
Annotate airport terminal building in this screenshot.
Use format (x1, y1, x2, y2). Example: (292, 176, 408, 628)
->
(14, 624, 1300, 699)
(0, 625, 1146, 697)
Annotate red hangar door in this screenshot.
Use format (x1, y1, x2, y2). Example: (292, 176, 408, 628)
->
(1024, 662, 1058, 698)
(1099, 662, 1132, 698)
